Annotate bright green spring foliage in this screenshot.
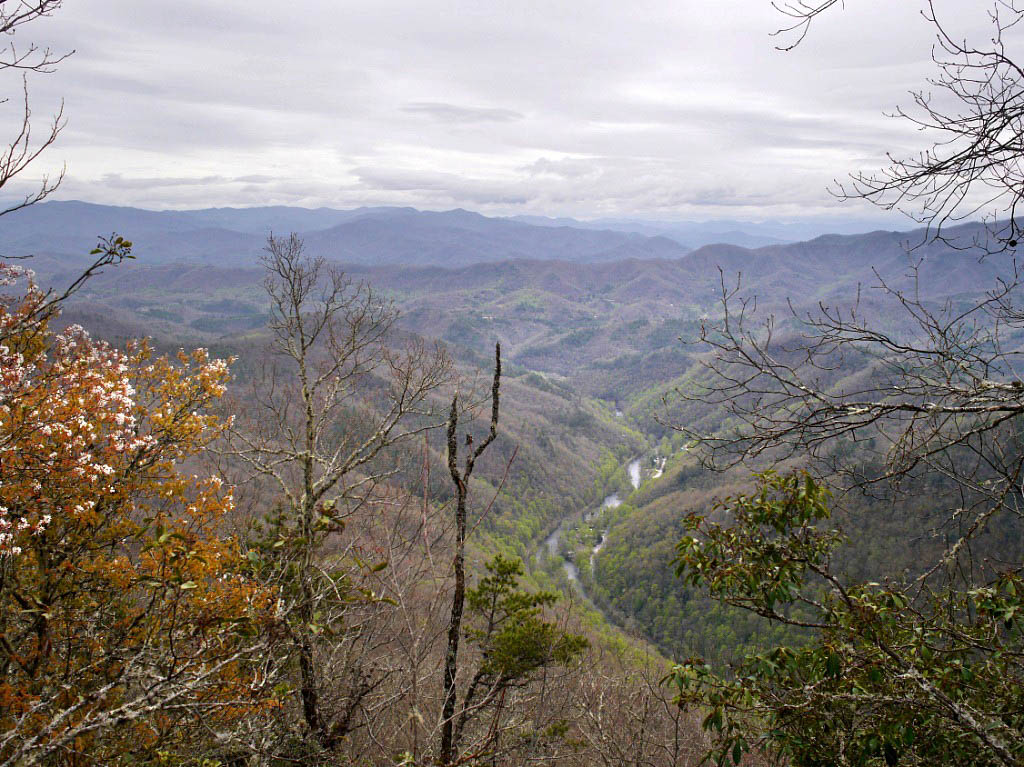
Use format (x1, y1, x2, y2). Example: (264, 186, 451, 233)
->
(670, 471, 1024, 767)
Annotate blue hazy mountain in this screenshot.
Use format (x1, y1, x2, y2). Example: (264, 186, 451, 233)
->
(0, 201, 690, 269)
(510, 213, 905, 248)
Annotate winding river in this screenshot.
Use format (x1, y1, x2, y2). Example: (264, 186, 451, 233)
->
(539, 457, 644, 590)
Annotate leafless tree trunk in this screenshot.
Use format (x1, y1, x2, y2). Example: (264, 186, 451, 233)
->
(439, 343, 501, 766)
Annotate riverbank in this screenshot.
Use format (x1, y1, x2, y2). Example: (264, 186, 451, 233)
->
(538, 456, 644, 602)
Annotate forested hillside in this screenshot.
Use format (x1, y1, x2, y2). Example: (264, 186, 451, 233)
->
(31, 208, 1024, 668)
(6, 1, 1024, 765)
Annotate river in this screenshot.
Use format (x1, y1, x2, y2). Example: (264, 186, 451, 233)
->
(628, 459, 641, 489)
(540, 457, 643, 588)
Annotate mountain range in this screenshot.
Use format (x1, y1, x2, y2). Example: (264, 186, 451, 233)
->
(5, 198, 1016, 665)
(22, 200, 1011, 411)
(0, 200, 908, 271)
(0, 200, 692, 269)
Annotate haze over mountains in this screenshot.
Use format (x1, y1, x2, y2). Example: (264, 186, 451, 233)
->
(8, 200, 1004, 310)
(0, 200, 692, 268)
(0, 200, 907, 272)
(508, 214, 900, 249)
(16, 199, 1011, 411)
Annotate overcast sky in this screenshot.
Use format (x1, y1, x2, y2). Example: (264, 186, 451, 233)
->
(1, 0, 1005, 225)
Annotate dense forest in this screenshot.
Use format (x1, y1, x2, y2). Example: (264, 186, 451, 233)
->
(4, 2, 1024, 766)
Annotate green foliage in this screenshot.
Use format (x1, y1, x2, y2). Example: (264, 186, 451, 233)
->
(466, 555, 588, 681)
(676, 471, 838, 615)
(670, 472, 1024, 767)
(586, 489, 800, 663)
(560, 327, 599, 347)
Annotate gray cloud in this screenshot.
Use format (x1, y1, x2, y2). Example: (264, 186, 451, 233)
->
(101, 174, 228, 189)
(3, 0, 993, 226)
(524, 157, 602, 179)
(352, 166, 532, 205)
(401, 102, 524, 123)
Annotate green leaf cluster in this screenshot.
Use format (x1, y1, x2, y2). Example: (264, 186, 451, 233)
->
(670, 472, 1024, 767)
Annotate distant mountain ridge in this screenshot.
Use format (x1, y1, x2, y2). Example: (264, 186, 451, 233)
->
(0, 200, 922, 271)
(330, 219, 1011, 306)
(0, 200, 692, 269)
(3, 200, 1000, 297)
(44, 215, 1015, 389)
(510, 213, 906, 249)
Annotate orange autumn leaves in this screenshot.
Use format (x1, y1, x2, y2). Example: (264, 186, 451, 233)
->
(0, 265, 274, 764)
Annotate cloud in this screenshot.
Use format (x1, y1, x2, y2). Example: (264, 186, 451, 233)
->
(98, 173, 278, 190)
(401, 102, 523, 123)
(524, 157, 601, 179)
(11, 0, 986, 228)
(100, 174, 228, 189)
(352, 166, 532, 205)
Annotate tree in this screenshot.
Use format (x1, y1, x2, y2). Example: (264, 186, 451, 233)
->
(577, 649, 709, 767)
(678, 2, 1024, 578)
(665, 4, 1024, 764)
(672, 472, 1024, 767)
(439, 343, 501, 766)
(0, 262, 273, 767)
(226, 233, 452, 761)
(771, 0, 847, 50)
(672, 198, 1024, 767)
(449, 555, 587, 762)
(777, 0, 1024, 250)
(0, 6, 277, 760)
(0, 0, 70, 215)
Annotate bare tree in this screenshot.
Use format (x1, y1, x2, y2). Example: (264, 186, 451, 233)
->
(775, 1, 1024, 251)
(0, 1, 71, 216)
(439, 342, 501, 766)
(840, 1, 1024, 250)
(680, 261, 1024, 581)
(576, 651, 710, 767)
(225, 233, 452, 760)
(343, 472, 455, 766)
(660, 7, 1024, 763)
(727, 0, 1024, 559)
(771, 0, 845, 50)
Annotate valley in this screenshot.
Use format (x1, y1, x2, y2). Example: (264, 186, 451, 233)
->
(12, 201, 1020, 664)
(540, 456, 640, 588)
(7, 0, 1024, 761)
